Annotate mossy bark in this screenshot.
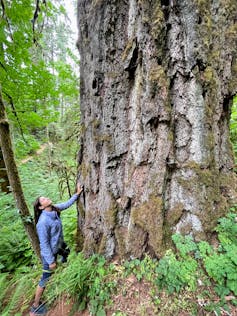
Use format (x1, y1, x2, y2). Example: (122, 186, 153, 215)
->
(77, 0, 237, 259)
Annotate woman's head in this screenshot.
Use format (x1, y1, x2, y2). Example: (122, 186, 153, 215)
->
(33, 196, 52, 225)
(38, 197, 52, 209)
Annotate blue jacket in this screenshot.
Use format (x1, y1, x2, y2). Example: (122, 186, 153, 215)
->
(36, 193, 79, 264)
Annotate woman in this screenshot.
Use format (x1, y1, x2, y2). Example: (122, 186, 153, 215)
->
(30, 183, 83, 315)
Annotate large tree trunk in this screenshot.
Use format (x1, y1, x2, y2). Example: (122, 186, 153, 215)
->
(77, 0, 237, 259)
(0, 88, 40, 258)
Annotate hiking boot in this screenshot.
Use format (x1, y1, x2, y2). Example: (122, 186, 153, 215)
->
(29, 302, 47, 315)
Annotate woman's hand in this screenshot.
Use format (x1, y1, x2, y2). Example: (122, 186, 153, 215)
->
(76, 182, 84, 195)
(49, 262, 57, 270)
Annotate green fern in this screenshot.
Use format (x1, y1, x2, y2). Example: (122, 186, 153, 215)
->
(0, 273, 9, 308)
(0, 268, 41, 315)
(46, 252, 116, 315)
(1, 275, 29, 315)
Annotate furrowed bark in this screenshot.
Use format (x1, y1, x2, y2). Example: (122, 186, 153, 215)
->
(77, 0, 237, 259)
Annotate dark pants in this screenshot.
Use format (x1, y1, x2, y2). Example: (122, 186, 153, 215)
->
(38, 243, 70, 288)
(57, 242, 70, 263)
(38, 256, 56, 288)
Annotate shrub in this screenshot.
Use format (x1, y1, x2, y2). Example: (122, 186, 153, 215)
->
(46, 252, 117, 316)
(155, 250, 198, 293)
(200, 212, 237, 296)
(123, 255, 158, 281)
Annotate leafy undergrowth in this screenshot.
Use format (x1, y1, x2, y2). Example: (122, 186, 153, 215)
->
(1, 211, 236, 316)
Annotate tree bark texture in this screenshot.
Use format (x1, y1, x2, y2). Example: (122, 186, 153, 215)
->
(0, 89, 40, 258)
(0, 147, 10, 193)
(77, 0, 237, 258)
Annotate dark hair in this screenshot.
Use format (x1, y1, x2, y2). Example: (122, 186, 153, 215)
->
(34, 197, 42, 225)
(33, 197, 60, 226)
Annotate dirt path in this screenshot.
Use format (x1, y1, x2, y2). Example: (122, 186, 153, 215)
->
(20, 143, 49, 164)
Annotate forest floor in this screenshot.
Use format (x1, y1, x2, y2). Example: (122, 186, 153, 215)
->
(45, 274, 155, 316)
(44, 281, 237, 316)
(32, 273, 237, 316)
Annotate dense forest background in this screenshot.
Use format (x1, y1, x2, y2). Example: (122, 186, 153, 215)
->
(0, 0, 237, 315)
(0, 0, 80, 248)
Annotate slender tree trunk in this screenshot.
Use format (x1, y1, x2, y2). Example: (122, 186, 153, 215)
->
(0, 88, 40, 258)
(0, 146, 10, 193)
(77, 0, 237, 259)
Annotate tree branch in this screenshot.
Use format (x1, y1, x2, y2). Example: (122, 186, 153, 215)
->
(32, 0, 40, 44)
(32, 0, 47, 46)
(0, 0, 5, 18)
(2, 90, 27, 143)
(0, 61, 7, 72)
(0, 0, 14, 41)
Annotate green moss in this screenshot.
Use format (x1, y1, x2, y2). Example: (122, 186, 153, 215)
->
(175, 162, 229, 232)
(80, 123, 86, 134)
(92, 119, 101, 129)
(106, 72, 120, 79)
(168, 130, 174, 142)
(229, 59, 237, 92)
(82, 239, 97, 257)
(206, 133, 215, 154)
(220, 173, 237, 205)
(203, 15, 212, 31)
(203, 66, 216, 87)
(209, 50, 220, 64)
(220, 173, 234, 187)
(179, 222, 193, 236)
(78, 162, 91, 179)
(98, 234, 107, 254)
(161, 223, 173, 252)
(195, 0, 210, 15)
(148, 65, 168, 88)
(195, 0, 213, 61)
(77, 200, 85, 219)
(148, 64, 169, 99)
(122, 39, 135, 62)
(95, 133, 114, 153)
(166, 203, 184, 225)
(179, 163, 218, 188)
(127, 225, 147, 258)
(115, 227, 128, 258)
(94, 134, 112, 143)
(204, 101, 214, 122)
(195, 0, 237, 95)
(131, 195, 163, 256)
(92, 0, 103, 7)
(75, 230, 84, 252)
(220, 0, 237, 14)
(195, 0, 207, 7)
(203, 67, 213, 81)
(104, 202, 118, 230)
(151, 3, 164, 39)
(142, 16, 150, 25)
(95, 199, 119, 255)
